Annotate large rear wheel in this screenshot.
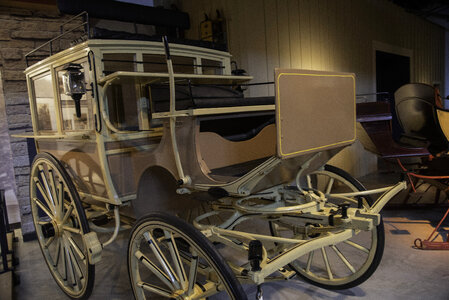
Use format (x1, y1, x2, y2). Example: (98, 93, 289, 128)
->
(30, 153, 94, 299)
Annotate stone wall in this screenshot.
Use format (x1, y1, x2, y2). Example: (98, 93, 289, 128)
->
(0, 5, 78, 239)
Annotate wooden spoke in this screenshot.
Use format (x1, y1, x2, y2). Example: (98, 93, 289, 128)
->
(54, 239, 61, 268)
(57, 181, 64, 221)
(38, 167, 57, 213)
(67, 241, 85, 287)
(33, 197, 54, 219)
(38, 220, 51, 225)
(164, 230, 187, 290)
(344, 240, 370, 254)
(61, 241, 68, 283)
(47, 169, 59, 217)
(66, 234, 86, 262)
(187, 250, 199, 296)
(143, 231, 180, 290)
(34, 179, 56, 216)
(134, 250, 175, 290)
(137, 282, 173, 298)
(44, 236, 55, 248)
(321, 247, 333, 280)
(325, 178, 335, 194)
(61, 204, 74, 225)
(62, 225, 81, 235)
(305, 250, 314, 272)
(64, 238, 78, 289)
(331, 245, 356, 274)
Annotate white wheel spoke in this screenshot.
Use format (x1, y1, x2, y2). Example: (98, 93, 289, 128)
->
(63, 225, 81, 235)
(305, 250, 314, 272)
(164, 230, 187, 290)
(54, 238, 61, 268)
(61, 204, 74, 225)
(45, 236, 55, 248)
(61, 240, 68, 283)
(47, 169, 59, 217)
(137, 281, 173, 298)
(134, 250, 175, 291)
(325, 178, 335, 194)
(66, 234, 86, 262)
(321, 247, 333, 280)
(143, 231, 180, 290)
(344, 240, 370, 254)
(38, 166, 57, 213)
(33, 197, 54, 219)
(64, 240, 78, 289)
(34, 179, 56, 216)
(187, 250, 198, 296)
(331, 245, 356, 273)
(67, 238, 85, 287)
(57, 181, 64, 221)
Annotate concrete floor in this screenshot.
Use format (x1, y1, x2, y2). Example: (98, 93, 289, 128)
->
(12, 206, 449, 300)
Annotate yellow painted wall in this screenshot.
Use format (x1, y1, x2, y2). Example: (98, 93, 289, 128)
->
(181, 0, 445, 177)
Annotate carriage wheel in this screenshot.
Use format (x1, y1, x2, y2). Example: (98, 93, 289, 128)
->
(128, 212, 247, 300)
(270, 165, 385, 290)
(30, 153, 95, 299)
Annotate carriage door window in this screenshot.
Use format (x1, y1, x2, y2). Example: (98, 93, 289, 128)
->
(57, 61, 94, 131)
(33, 72, 57, 132)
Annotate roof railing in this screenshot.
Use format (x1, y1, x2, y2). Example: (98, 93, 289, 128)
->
(25, 11, 89, 67)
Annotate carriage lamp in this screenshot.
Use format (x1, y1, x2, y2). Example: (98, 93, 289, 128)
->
(62, 64, 86, 118)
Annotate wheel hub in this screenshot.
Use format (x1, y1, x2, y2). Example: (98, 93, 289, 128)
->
(41, 222, 56, 238)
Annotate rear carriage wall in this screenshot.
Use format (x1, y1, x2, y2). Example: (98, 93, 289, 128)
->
(0, 5, 84, 238)
(181, 0, 446, 178)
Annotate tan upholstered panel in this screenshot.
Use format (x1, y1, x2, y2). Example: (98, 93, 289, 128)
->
(275, 69, 355, 159)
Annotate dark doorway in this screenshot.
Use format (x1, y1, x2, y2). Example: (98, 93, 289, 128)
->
(376, 50, 410, 100)
(376, 50, 411, 141)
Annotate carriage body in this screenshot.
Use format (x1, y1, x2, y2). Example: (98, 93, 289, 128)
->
(24, 39, 356, 213)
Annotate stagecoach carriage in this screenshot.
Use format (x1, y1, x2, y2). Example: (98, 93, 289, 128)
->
(16, 11, 407, 300)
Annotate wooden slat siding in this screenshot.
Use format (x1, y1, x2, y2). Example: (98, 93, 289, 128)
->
(288, 0, 301, 69)
(264, 0, 280, 96)
(244, 0, 268, 97)
(182, 0, 444, 95)
(277, 0, 291, 69)
(299, 0, 312, 70)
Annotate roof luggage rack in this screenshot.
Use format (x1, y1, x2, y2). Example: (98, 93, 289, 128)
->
(25, 11, 90, 67)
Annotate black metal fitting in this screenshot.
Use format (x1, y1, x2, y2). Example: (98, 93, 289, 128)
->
(248, 240, 263, 272)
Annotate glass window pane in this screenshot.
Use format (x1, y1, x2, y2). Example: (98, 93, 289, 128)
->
(106, 78, 142, 131)
(34, 73, 57, 132)
(143, 54, 195, 74)
(103, 53, 136, 75)
(202, 59, 223, 75)
(57, 61, 94, 132)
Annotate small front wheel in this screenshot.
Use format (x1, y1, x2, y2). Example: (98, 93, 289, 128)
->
(128, 212, 247, 299)
(270, 165, 385, 290)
